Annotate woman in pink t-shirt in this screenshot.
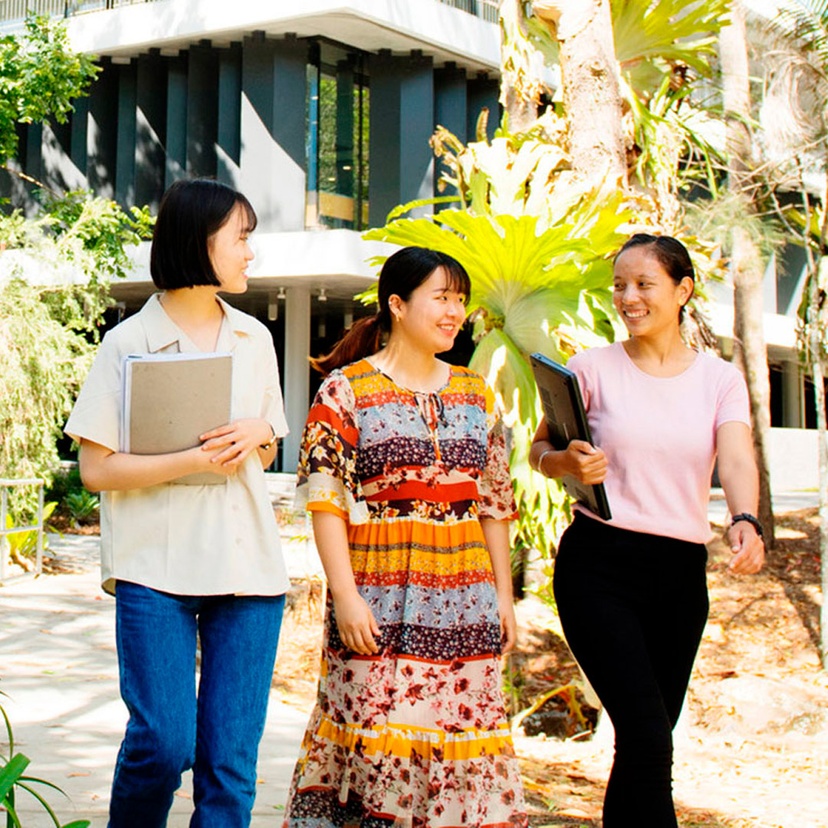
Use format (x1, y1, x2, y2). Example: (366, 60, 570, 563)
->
(530, 234, 765, 827)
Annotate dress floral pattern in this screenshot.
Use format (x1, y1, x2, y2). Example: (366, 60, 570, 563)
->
(283, 359, 527, 828)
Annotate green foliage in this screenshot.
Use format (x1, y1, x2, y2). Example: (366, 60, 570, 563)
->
(364, 120, 633, 583)
(63, 491, 99, 527)
(613, 0, 729, 89)
(3, 502, 57, 561)
(0, 13, 99, 163)
(0, 696, 90, 827)
(0, 191, 153, 518)
(0, 277, 94, 513)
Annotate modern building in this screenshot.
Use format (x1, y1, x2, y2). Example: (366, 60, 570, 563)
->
(0, 0, 501, 470)
(0, 0, 818, 486)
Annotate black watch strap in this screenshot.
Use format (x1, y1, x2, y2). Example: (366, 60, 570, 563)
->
(730, 512, 763, 538)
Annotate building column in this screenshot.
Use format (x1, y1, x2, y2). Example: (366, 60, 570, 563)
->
(369, 50, 434, 225)
(87, 58, 118, 199)
(240, 33, 307, 232)
(783, 359, 804, 428)
(165, 54, 187, 187)
(217, 42, 242, 187)
(187, 42, 219, 178)
(135, 51, 167, 213)
(282, 285, 311, 472)
(115, 61, 137, 209)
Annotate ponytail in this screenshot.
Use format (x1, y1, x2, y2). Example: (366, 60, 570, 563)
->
(310, 315, 385, 376)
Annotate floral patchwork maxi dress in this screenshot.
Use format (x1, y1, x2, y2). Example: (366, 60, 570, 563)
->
(283, 359, 527, 828)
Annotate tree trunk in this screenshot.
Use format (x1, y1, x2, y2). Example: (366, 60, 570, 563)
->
(499, 0, 539, 132)
(720, 2, 776, 544)
(809, 259, 828, 668)
(532, 0, 626, 197)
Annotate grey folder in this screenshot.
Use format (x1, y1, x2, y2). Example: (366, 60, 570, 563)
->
(121, 353, 233, 485)
(530, 352, 612, 521)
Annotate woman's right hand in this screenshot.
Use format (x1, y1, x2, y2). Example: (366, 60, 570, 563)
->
(562, 439, 608, 484)
(333, 592, 381, 655)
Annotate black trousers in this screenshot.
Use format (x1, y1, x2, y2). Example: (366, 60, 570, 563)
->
(553, 513, 709, 828)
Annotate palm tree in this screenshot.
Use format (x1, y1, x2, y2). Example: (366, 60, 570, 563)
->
(760, 0, 828, 667)
(365, 0, 743, 577)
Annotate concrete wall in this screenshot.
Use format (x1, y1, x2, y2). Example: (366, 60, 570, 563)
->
(769, 427, 818, 492)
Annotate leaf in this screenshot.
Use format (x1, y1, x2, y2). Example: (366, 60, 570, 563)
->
(0, 753, 30, 801)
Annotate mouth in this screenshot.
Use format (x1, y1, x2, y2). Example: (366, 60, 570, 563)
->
(623, 309, 648, 319)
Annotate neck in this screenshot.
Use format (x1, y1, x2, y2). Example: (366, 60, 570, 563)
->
(371, 336, 445, 392)
(160, 287, 222, 322)
(158, 288, 225, 352)
(624, 329, 689, 364)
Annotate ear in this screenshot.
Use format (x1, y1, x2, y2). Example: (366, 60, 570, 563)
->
(388, 294, 404, 321)
(677, 276, 694, 308)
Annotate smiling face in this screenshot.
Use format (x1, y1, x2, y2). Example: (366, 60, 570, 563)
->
(208, 203, 254, 294)
(389, 266, 467, 355)
(612, 245, 693, 340)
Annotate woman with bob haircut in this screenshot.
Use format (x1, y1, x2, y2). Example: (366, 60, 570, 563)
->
(531, 233, 765, 827)
(65, 178, 290, 828)
(282, 246, 528, 828)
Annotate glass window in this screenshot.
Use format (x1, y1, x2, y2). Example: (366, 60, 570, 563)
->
(306, 42, 369, 230)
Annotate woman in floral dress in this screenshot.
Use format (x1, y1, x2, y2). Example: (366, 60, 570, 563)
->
(283, 247, 527, 828)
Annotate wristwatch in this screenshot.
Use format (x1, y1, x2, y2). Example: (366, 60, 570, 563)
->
(259, 425, 278, 451)
(730, 512, 763, 538)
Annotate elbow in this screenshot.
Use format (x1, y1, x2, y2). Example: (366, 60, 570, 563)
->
(79, 470, 103, 494)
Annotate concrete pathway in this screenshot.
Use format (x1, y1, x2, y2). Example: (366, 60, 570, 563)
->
(0, 533, 310, 827)
(1, 488, 818, 826)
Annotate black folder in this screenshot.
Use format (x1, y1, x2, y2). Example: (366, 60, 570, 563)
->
(530, 352, 612, 521)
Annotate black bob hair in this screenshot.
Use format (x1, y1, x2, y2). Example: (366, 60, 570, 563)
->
(150, 178, 257, 290)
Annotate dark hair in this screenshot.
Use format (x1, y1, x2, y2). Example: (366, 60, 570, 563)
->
(311, 246, 471, 375)
(150, 178, 257, 290)
(615, 233, 695, 319)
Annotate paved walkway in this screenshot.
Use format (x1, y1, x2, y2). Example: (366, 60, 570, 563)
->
(0, 488, 818, 826)
(0, 531, 315, 827)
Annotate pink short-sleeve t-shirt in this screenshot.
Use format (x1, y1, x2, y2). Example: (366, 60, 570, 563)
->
(567, 342, 750, 543)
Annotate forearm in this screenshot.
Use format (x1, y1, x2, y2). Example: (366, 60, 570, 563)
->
(718, 455, 759, 517)
(716, 422, 759, 517)
(480, 518, 514, 601)
(311, 510, 359, 600)
(79, 442, 208, 492)
(530, 439, 573, 478)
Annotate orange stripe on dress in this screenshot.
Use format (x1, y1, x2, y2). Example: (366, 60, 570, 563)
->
(306, 402, 358, 445)
(367, 480, 478, 503)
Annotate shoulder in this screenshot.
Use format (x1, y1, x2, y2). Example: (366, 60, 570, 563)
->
(98, 306, 152, 353)
(568, 342, 622, 371)
(219, 300, 271, 342)
(449, 364, 485, 387)
(694, 352, 746, 386)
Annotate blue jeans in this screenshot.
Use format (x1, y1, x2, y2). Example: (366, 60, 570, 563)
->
(108, 581, 285, 828)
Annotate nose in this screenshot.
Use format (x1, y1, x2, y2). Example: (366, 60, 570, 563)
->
(448, 299, 465, 320)
(617, 284, 638, 304)
(244, 241, 254, 262)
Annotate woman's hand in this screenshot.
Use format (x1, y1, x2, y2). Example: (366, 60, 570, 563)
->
(560, 439, 608, 484)
(726, 521, 765, 575)
(333, 592, 381, 655)
(498, 593, 518, 654)
(199, 418, 273, 472)
(531, 421, 607, 484)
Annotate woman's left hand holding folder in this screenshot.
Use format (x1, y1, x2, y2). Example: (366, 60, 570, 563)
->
(200, 418, 275, 473)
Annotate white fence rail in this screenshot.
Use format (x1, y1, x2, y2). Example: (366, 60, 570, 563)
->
(0, 478, 45, 583)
